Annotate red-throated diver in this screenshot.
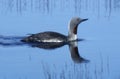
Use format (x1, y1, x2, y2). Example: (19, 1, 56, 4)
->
(21, 17, 88, 43)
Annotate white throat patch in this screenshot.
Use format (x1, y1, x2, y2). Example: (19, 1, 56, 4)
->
(69, 34, 77, 41)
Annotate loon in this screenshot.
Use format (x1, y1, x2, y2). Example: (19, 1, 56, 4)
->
(21, 17, 88, 43)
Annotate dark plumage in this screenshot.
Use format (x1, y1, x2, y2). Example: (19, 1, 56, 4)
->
(21, 31, 67, 43)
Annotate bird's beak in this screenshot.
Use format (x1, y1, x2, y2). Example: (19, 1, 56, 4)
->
(81, 19, 88, 22)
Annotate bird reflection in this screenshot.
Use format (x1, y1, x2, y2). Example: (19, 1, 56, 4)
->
(68, 41, 89, 63)
(30, 42, 67, 49)
(0, 35, 89, 63)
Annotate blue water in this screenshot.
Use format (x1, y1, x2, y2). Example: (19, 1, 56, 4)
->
(0, 0, 120, 79)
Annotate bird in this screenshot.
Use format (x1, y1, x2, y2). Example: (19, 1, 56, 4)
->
(21, 17, 88, 43)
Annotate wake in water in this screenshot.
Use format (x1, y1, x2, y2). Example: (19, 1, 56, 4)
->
(0, 35, 66, 49)
(0, 35, 85, 49)
(0, 35, 26, 46)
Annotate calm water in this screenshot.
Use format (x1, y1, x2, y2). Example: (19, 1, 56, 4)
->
(0, 0, 120, 79)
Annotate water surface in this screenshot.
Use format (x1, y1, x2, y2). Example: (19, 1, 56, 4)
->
(0, 0, 120, 79)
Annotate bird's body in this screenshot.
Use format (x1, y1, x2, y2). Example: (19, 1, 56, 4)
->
(21, 17, 88, 43)
(21, 31, 67, 43)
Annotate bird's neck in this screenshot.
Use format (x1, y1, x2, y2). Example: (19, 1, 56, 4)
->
(68, 25, 78, 41)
